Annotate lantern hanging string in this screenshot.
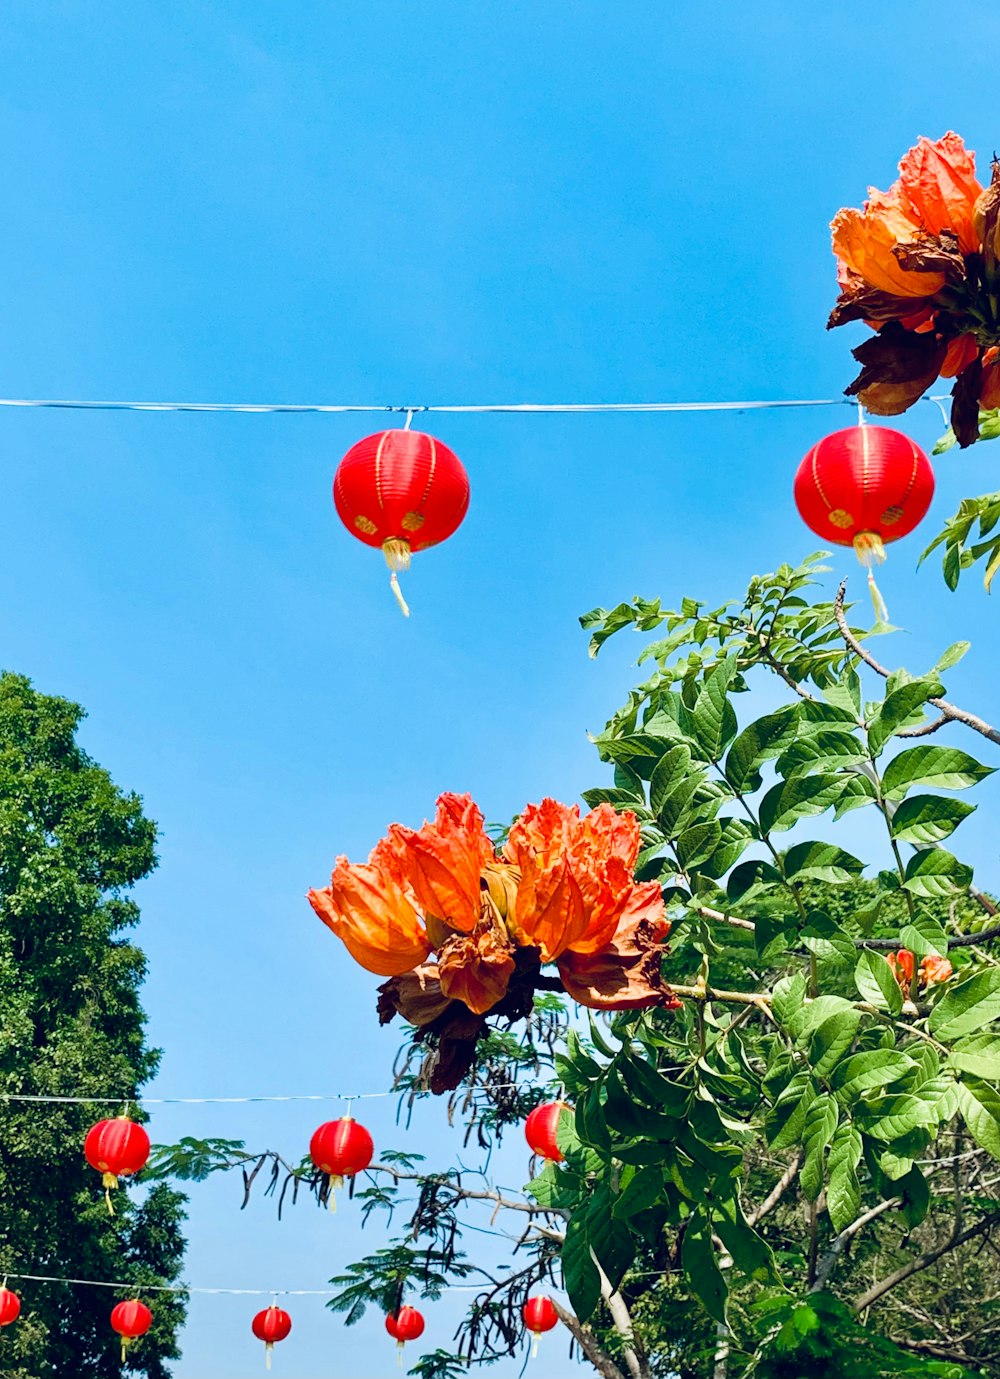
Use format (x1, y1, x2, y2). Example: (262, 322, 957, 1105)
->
(0, 394, 952, 417)
(0, 1083, 523, 1106)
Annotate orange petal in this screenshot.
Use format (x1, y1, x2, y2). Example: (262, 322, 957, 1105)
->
(982, 361, 1000, 410)
(308, 851, 431, 977)
(437, 927, 515, 1015)
(832, 201, 945, 298)
(389, 793, 495, 935)
(557, 883, 671, 1010)
(897, 132, 983, 255)
(940, 335, 980, 378)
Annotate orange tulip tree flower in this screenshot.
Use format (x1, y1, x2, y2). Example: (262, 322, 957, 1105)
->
(308, 792, 676, 1091)
(828, 132, 1000, 445)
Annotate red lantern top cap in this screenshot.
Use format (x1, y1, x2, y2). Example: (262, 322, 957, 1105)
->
(793, 424, 934, 548)
(334, 429, 469, 555)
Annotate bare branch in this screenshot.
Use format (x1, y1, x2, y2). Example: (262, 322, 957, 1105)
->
(852, 1212, 1000, 1313)
(596, 1258, 649, 1379)
(811, 1197, 902, 1293)
(748, 1154, 802, 1228)
(550, 1299, 628, 1379)
(834, 580, 1000, 748)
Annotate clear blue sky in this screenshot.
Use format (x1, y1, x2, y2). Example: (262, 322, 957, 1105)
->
(3, 3, 1000, 1375)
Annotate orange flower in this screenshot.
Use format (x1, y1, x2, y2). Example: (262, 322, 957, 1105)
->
(437, 920, 516, 1015)
(920, 954, 953, 986)
(896, 132, 983, 255)
(307, 840, 432, 977)
(887, 948, 915, 988)
(832, 188, 945, 298)
(388, 793, 495, 935)
(504, 800, 639, 961)
(557, 882, 671, 1010)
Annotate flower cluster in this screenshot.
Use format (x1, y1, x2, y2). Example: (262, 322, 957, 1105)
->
(307, 793, 676, 1090)
(887, 948, 953, 991)
(829, 132, 1000, 445)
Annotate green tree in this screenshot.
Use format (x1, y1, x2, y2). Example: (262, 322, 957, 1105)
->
(155, 556, 1000, 1379)
(0, 672, 187, 1378)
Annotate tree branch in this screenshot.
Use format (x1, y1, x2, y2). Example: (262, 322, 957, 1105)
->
(595, 1258, 648, 1379)
(747, 1154, 802, 1227)
(834, 580, 1000, 747)
(550, 1299, 628, 1379)
(811, 1197, 902, 1293)
(852, 1211, 1000, 1313)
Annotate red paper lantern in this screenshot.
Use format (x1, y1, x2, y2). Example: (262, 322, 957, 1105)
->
(85, 1116, 151, 1211)
(523, 1295, 559, 1357)
(111, 1299, 152, 1363)
(0, 1287, 21, 1327)
(387, 1305, 425, 1355)
(333, 428, 470, 616)
(793, 424, 934, 621)
(309, 1116, 374, 1210)
(252, 1306, 292, 1369)
(525, 1101, 570, 1162)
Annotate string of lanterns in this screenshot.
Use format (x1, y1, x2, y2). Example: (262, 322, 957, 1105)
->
(0, 1101, 576, 1366)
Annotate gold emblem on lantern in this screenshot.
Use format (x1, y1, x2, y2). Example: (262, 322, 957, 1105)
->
(880, 505, 904, 526)
(354, 515, 378, 535)
(401, 511, 425, 532)
(828, 509, 853, 529)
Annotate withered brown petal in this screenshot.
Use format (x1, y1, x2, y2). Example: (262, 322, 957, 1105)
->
(827, 284, 938, 329)
(951, 354, 985, 447)
(892, 230, 966, 283)
(844, 323, 947, 416)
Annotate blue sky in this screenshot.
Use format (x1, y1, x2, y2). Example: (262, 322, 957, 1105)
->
(3, 2, 1000, 1375)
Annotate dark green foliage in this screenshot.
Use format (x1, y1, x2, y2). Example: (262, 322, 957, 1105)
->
(0, 673, 186, 1377)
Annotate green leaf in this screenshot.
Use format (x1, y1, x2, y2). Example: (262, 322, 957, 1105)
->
(775, 731, 867, 781)
(890, 794, 976, 845)
(899, 912, 951, 957)
(933, 641, 970, 673)
(957, 1077, 1000, 1160)
(783, 841, 864, 885)
(832, 1049, 914, 1099)
(690, 654, 739, 759)
(771, 973, 807, 1028)
(561, 1210, 600, 1322)
(675, 820, 724, 870)
(575, 1083, 611, 1155)
(699, 818, 753, 878)
(649, 744, 694, 818)
(681, 1209, 728, 1323)
(586, 1184, 635, 1292)
(800, 1093, 838, 1200)
(853, 951, 903, 1015)
(612, 1165, 663, 1219)
(860, 1094, 942, 1141)
(822, 666, 861, 718)
(724, 708, 798, 793)
(826, 1123, 862, 1232)
(714, 1196, 776, 1283)
(947, 1033, 1000, 1079)
(930, 968, 1000, 1041)
(808, 1010, 862, 1080)
(759, 774, 852, 834)
(767, 1073, 816, 1152)
(881, 745, 994, 800)
(902, 848, 973, 899)
(867, 677, 944, 756)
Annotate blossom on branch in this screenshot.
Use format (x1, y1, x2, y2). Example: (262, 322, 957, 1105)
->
(829, 132, 1000, 444)
(308, 792, 676, 1090)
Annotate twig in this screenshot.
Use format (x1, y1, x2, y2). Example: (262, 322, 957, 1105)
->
(747, 1154, 802, 1227)
(834, 580, 1000, 747)
(550, 1299, 628, 1379)
(811, 1197, 902, 1293)
(852, 1212, 1000, 1312)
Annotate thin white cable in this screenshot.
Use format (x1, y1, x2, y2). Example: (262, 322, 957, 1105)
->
(0, 1091, 398, 1105)
(0, 396, 857, 416)
(2, 1272, 483, 1296)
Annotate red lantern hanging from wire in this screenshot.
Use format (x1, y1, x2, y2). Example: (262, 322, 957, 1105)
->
(84, 1115, 151, 1213)
(308, 1115, 374, 1210)
(111, 1299, 152, 1364)
(523, 1295, 559, 1357)
(793, 422, 934, 622)
(0, 1285, 21, 1327)
(386, 1305, 425, 1361)
(524, 1101, 570, 1162)
(252, 1305, 292, 1370)
(333, 424, 470, 617)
